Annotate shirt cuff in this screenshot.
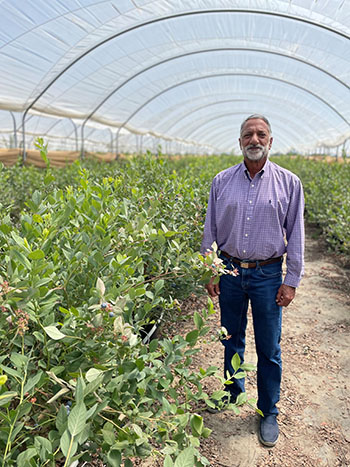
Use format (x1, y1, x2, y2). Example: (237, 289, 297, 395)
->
(283, 273, 301, 288)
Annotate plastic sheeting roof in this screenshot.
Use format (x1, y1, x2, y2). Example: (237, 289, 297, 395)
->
(0, 0, 349, 154)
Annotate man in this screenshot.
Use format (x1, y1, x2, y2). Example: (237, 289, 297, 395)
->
(201, 114, 304, 447)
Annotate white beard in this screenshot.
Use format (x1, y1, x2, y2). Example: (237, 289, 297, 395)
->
(243, 144, 269, 161)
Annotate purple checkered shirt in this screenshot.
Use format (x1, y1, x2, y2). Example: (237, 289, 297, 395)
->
(201, 159, 305, 287)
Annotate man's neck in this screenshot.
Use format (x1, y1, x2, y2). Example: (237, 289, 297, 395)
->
(244, 157, 268, 179)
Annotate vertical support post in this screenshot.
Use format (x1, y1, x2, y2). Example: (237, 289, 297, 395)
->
(10, 111, 18, 148)
(21, 109, 29, 163)
(81, 121, 86, 159)
(69, 119, 78, 152)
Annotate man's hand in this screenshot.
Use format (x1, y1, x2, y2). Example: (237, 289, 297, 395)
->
(276, 284, 295, 307)
(205, 277, 220, 298)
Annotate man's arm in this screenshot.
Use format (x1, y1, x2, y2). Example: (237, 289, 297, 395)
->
(200, 179, 218, 256)
(277, 177, 305, 306)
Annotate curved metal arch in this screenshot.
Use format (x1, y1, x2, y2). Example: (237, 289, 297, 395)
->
(77, 45, 349, 155)
(155, 95, 333, 136)
(166, 100, 320, 138)
(191, 118, 299, 152)
(180, 113, 309, 145)
(115, 71, 350, 154)
(21, 8, 349, 159)
(209, 119, 298, 149)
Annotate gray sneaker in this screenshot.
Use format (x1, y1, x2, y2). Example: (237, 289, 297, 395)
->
(258, 415, 279, 447)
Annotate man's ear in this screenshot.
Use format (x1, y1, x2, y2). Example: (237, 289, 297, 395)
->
(239, 138, 242, 149)
(269, 136, 273, 149)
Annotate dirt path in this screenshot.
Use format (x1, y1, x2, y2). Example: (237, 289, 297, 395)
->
(177, 227, 350, 467)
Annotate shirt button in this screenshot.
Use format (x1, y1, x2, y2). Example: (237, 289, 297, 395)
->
(243, 249, 246, 253)
(251, 184, 255, 187)
(245, 234, 248, 237)
(247, 217, 250, 220)
(249, 200, 252, 204)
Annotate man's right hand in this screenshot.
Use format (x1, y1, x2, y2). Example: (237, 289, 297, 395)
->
(205, 277, 220, 297)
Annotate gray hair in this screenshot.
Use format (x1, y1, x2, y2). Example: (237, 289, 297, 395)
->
(240, 114, 272, 135)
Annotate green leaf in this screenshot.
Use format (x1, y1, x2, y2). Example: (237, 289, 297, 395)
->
(201, 427, 212, 438)
(33, 331, 45, 343)
(10, 422, 24, 442)
(34, 435, 52, 453)
(190, 414, 203, 436)
(75, 377, 85, 403)
(56, 404, 68, 435)
(231, 353, 241, 373)
(44, 325, 66, 340)
(16, 447, 37, 464)
(67, 402, 87, 436)
(193, 311, 203, 330)
(185, 330, 199, 346)
(240, 362, 256, 371)
(164, 454, 174, 467)
(85, 368, 103, 383)
(23, 371, 43, 394)
(0, 391, 17, 406)
(10, 352, 28, 368)
(154, 279, 164, 293)
(60, 429, 70, 457)
(124, 459, 133, 467)
(96, 277, 105, 296)
(148, 339, 158, 353)
(0, 375, 8, 385)
(235, 392, 247, 406)
(11, 249, 31, 269)
(107, 450, 122, 467)
(0, 364, 21, 378)
(102, 427, 115, 445)
(232, 371, 246, 379)
(28, 249, 45, 260)
(174, 447, 195, 467)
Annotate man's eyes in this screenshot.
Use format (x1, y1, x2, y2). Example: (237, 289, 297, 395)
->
(243, 133, 266, 138)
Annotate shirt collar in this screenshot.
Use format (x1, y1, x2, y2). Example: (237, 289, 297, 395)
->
(242, 158, 271, 180)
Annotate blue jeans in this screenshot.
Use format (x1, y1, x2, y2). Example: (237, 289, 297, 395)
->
(218, 255, 283, 416)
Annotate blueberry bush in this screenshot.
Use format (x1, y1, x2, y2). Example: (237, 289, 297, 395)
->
(0, 146, 256, 466)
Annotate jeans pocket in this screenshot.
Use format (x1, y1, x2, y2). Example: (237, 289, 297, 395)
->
(257, 262, 282, 278)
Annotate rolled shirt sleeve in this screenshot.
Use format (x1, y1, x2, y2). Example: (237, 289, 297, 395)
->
(283, 177, 305, 288)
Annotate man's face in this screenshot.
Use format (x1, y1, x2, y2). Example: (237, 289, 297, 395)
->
(239, 119, 273, 162)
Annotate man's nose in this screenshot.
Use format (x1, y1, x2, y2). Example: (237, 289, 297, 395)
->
(250, 133, 259, 144)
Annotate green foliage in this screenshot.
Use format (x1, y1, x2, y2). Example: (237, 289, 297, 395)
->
(0, 146, 254, 466)
(273, 156, 350, 256)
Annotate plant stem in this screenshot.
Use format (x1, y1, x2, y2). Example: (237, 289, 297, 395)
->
(63, 435, 75, 467)
(2, 336, 27, 467)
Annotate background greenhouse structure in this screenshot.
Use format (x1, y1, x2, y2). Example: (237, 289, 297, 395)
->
(0, 0, 349, 161)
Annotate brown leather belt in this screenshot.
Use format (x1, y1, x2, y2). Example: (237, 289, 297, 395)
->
(221, 251, 283, 269)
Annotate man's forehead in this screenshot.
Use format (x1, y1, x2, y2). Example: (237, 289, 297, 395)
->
(241, 119, 270, 133)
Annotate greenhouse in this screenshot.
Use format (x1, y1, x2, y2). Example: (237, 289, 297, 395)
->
(0, 0, 349, 160)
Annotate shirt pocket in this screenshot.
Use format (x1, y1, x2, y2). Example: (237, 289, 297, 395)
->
(267, 197, 289, 225)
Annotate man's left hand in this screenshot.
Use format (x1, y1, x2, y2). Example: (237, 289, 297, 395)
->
(276, 284, 295, 307)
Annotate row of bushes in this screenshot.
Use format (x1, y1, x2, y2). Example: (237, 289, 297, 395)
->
(275, 156, 350, 257)
(0, 148, 253, 466)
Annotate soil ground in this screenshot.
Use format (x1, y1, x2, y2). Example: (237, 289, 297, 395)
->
(168, 226, 350, 467)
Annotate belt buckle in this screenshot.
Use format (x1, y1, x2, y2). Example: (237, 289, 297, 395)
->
(240, 262, 249, 269)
